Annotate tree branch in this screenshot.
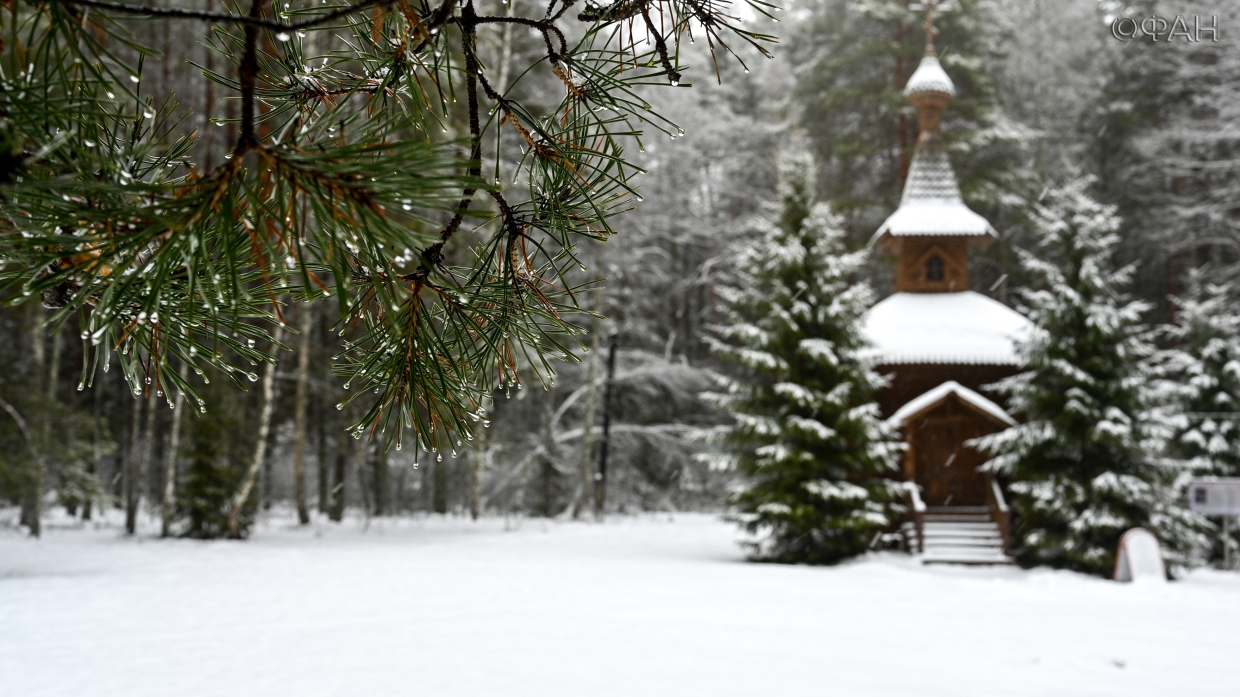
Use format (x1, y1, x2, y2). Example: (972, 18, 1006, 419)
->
(236, 0, 268, 153)
(47, 0, 400, 32)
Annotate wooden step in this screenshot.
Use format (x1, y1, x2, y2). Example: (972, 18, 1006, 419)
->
(925, 506, 990, 514)
(924, 554, 1015, 566)
(924, 512, 991, 521)
(917, 508, 1012, 564)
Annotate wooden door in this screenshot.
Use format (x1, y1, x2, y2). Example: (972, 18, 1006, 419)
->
(912, 411, 992, 507)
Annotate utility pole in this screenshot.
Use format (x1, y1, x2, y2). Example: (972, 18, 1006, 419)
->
(594, 332, 618, 519)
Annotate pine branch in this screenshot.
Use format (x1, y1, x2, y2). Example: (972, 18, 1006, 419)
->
(45, 0, 403, 32)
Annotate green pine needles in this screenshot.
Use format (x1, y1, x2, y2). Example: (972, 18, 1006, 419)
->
(706, 151, 902, 565)
(973, 180, 1209, 577)
(0, 0, 776, 458)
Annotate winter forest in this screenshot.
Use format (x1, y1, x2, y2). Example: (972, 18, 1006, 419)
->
(3, 0, 1240, 694)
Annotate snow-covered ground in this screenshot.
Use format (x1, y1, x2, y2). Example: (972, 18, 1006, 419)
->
(2, 513, 1238, 697)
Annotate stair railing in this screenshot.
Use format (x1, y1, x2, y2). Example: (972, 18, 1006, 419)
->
(906, 482, 926, 554)
(987, 475, 1012, 556)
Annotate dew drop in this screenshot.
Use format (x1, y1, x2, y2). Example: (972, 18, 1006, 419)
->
(276, 32, 291, 42)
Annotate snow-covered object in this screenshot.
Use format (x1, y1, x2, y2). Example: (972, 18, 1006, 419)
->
(904, 54, 956, 97)
(4, 515, 1240, 697)
(871, 133, 994, 240)
(861, 291, 1031, 365)
(1114, 528, 1167, 583)
(1152, 277, 1240, 481)
(970, 181, 1211, 577)
(870, 53, 993, 242)
(874, 199, 994, 239)
(888, 380, 1016, 428)
(705, 150, 903, 564)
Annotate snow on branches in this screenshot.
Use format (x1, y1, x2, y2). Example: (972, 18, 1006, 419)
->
(972, 179, 1209, 576)
(705, 149, 902, 565)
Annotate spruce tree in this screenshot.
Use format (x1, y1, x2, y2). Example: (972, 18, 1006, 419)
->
(707, 150, 902, 565)
(974, 180, 1208, 576)
(1154, 275, 1240, 563)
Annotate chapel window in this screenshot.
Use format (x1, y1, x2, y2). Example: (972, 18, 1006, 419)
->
(925, 255, 945, 282)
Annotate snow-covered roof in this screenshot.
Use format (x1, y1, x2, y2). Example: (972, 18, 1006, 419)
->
(870, 50, 994, 244)
(861, 291, 1031, 365)
(888, 380, 1016, 428)
(904, 55, 956, 98)
(871, 141, 995, 242)
(874, 200, 994, 239)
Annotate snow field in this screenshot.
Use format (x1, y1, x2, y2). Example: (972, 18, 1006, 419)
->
(1, 513, 1238, 697)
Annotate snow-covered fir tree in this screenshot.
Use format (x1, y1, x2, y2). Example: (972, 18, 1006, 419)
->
(706, 151, 903, 565)
(1152, 274, 1240, 563)
(974, 180, 1208, 576)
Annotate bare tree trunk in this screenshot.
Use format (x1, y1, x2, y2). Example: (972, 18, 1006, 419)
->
(292, 305, 313, 524)
(160, 363, 189, 537)
(21, 306, 46, 535)
(139, 383, 158, 524)
(0, 395, 44, 537)
(490, 0, 516, 96)
(594, 333, 618, 520)
(572, 287, 603, 518)
(317, 399, 329, 513)
(124, 383, 143, 535)
(85, 377, 103, 521)
(538, 385, 561, 518)
(432, 454, 448, 514)
(372, 444, 388, 516)
(46, 330, 62, 407)
(470, 409, 487, 520)
(329, 434, 347, 523)
(355, 439, 373, 520)
(202, 0, 217, 170)
(227, 326, 283, 538)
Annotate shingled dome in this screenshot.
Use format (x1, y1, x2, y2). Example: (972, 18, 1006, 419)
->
(872, 147, 995, 239)
(871, 51, 994, 244)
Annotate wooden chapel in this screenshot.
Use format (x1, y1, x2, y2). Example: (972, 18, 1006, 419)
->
(860, 2, 1031, 564)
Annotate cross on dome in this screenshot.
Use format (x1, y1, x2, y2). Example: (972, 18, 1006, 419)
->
(869, 0, 991, 251)
(909, 1, 952, 55)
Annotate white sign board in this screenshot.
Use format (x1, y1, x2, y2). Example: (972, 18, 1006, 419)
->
(1113, 528, 1166, 583)
(1187, 479, 1240, 516)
